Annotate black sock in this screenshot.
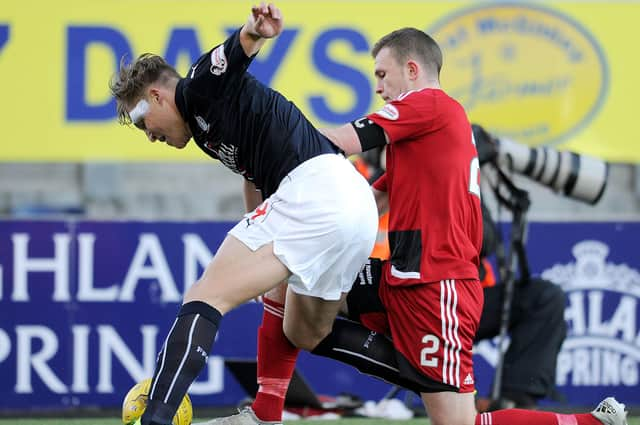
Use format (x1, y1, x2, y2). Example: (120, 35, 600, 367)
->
(141, 301, 222, 425)
(311, 318, 425, 393)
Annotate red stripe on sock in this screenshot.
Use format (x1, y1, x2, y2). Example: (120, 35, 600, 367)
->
(476, 409, 547, 425)
(476, 409, 602, 425)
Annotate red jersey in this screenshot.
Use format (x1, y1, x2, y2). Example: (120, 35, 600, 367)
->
(369, 88, 482, 286)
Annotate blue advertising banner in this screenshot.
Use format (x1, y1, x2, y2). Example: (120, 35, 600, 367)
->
(0, 220, 638, 411)
(473, 222, 640, 407)
(0, 221, 390, 411)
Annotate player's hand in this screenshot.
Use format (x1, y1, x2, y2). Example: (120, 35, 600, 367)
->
(247, 2, 283, 39)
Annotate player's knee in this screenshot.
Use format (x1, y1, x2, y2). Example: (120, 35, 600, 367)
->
(284, 322, 332, 351)
(423, 392, 476, 425)
(428, 410, 475, 425)
(183, 279, 237, 315)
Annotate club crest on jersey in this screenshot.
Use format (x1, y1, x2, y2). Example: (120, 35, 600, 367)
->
(210, 45, 228, 76)
(374, 104, 399, 121)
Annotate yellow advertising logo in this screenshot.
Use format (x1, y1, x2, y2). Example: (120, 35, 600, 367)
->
(3, 1, 635, 162)
(430, 4, 608, 147)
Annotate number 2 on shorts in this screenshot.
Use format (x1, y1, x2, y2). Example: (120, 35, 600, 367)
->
(420, 334, 440, 367)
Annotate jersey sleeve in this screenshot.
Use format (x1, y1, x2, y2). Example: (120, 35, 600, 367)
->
(367, 92, 433, 144)
(372, 172, 388, 192)
(186, 27, 254, 98)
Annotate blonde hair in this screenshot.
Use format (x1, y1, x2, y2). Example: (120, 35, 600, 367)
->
(109, 54, 181, 125)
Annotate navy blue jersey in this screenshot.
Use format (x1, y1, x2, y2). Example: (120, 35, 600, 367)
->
(174, 28, 338, 198)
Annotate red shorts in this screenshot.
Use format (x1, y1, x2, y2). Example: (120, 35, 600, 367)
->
(379, 276, 483, 393)
(347, 259, 483, 393)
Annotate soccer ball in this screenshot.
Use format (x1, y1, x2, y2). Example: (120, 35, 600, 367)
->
(122, 378, 193, 425)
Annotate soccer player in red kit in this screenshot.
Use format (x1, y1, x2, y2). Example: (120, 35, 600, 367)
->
(355, 70, 484, 396)
(320, 27, 627, 425)
(199, 27, 626, 425)
(322, 27, 486, 424)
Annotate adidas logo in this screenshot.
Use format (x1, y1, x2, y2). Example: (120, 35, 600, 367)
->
(464, 373, 474, 385)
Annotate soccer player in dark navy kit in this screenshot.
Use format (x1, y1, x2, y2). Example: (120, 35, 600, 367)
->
(110, 3, 377, 425)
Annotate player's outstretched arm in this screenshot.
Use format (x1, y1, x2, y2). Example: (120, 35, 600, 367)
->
(240, 2, 283, 57)
(320, 119, 390, 156)
(319, 125, 363, 156)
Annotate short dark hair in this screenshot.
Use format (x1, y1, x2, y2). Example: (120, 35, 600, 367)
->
(109, 54, 181, 125)
(371, 28, 443, 78)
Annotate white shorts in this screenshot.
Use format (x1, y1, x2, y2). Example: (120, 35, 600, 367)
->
(228, 154, 378, 300)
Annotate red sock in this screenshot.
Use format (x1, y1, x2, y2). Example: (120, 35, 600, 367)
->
(251, 298, 300, 422)
(476, 410, 603, 425)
